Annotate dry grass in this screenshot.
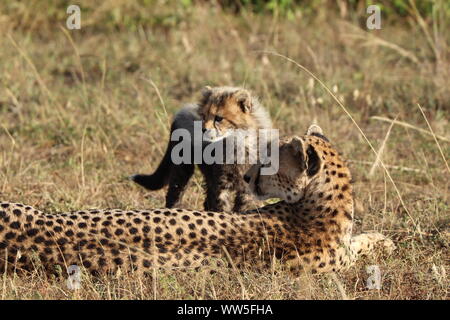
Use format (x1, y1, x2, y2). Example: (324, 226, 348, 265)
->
(0, 2, 449, 300)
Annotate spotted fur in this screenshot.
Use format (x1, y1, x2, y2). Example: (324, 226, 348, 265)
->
(0, 126, 394, 275)
(244, 126, 395, 273)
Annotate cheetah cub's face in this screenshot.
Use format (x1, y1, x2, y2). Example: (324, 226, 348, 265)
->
(244, 126, 323, 203)
(200, 86, 268, 143)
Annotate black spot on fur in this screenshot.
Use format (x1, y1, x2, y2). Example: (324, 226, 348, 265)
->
(27, 229, 38, 237)
(343, 211, 352, 220)
(10, 222, 20, 229)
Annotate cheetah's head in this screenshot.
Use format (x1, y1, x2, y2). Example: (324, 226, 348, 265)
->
(244, 125, 328, 203)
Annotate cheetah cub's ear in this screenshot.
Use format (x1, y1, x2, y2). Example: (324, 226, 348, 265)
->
(201, 86, 213, 98)
(235, 89, 253, 113)
(306, 124, 323, 136)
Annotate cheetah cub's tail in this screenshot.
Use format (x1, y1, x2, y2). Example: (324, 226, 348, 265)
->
(130, 103, 200, 191)
(129, 140, 172, 190)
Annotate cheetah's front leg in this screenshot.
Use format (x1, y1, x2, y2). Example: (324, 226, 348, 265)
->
(349, 232, 395, 259)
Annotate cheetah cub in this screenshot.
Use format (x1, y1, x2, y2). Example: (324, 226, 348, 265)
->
(0, 125, 394, 275)
(131, 86, 272, 212)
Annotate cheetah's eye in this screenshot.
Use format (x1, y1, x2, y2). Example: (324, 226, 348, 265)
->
(215, 115, 223, 123)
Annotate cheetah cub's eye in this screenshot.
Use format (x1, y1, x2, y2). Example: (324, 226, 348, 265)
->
(215, 115, 223, 123)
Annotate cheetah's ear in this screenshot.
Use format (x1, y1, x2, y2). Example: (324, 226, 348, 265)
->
(290, 136, 304, 154)
(306, 124, 323, 136)
(235, 89, 252, 113)
(290, 136, 321, 176)
(289, 136, 307, 171)
(306, 124, 330, 142)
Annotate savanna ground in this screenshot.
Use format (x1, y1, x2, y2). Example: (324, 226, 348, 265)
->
(0, 0, 448, 300)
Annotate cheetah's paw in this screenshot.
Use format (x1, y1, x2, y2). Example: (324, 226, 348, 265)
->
(383, 238, 396, 255)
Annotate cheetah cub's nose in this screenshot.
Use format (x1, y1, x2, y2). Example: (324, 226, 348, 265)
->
(243, 174, 251, 183)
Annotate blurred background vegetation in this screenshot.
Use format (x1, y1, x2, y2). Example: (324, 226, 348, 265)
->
(1, 0, 449, 32)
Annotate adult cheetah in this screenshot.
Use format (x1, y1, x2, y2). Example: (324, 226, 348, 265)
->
(0, 125, 393, 275)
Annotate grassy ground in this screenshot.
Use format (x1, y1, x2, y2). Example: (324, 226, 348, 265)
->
(0, 2, 448, 299)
